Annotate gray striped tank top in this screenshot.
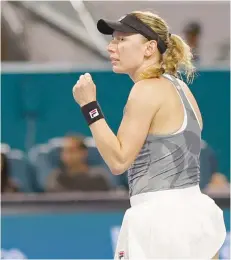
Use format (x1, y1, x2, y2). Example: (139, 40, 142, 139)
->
(128, 74, 201, 197)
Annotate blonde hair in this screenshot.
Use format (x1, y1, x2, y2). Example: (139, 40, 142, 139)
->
(132, 11, 195, 83)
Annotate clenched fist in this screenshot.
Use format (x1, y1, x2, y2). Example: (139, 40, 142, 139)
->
(72, 73, 96, 107)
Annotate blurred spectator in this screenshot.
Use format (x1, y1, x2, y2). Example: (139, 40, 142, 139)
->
(215, 39, 230, 64)
(183, 22, 202, 63)
(1, 22, 8, 61)
(205, 173, 230, 194)
(200, 140, 229, 192)
(199, 139, 218, 189)
(1, 153, 18, 193)
(46, 135, 111, 192)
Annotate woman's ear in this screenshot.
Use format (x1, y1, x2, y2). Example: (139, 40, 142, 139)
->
(144, 40, 157, 57)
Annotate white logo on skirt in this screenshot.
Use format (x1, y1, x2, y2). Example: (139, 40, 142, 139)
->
(119, 251, 125, 260)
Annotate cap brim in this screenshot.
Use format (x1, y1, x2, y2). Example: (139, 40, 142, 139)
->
(97, 19, 136, 35)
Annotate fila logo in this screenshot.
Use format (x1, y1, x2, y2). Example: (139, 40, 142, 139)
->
(89, 108, 99, 118)
(119, 251, 125, 260)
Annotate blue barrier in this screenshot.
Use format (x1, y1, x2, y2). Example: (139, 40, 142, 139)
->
(1, 212, 123, 259)
(1, 209, 230, 259)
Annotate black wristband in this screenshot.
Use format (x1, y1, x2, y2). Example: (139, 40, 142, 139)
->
(81, 101, 104, 126)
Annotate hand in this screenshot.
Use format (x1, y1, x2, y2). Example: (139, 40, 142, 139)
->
(72, 73, 96, 107)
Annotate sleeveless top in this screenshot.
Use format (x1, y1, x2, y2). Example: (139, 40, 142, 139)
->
(128, 74, 201, 197)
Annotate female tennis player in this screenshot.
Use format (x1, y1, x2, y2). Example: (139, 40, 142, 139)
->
(72, 11, 226, 259)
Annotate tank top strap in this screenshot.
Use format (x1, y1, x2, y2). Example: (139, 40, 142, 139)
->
(162, 74, 201, 132)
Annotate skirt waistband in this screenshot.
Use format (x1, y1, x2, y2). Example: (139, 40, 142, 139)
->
(130, 185, 201, 207)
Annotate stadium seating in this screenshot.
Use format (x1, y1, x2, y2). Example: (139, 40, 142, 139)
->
(1, 145, 34, 192)
(26, 137, 117, 191)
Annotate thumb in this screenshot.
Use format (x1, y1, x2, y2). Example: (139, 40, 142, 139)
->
(84, 73, 92, 82)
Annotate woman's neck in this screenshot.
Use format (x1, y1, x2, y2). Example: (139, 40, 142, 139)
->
(129, 59, 160, 83)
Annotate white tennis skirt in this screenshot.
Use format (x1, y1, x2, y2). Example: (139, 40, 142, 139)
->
(115, 185, 226, 259)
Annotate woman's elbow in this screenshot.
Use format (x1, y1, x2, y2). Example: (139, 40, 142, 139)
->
(110, 163, 126, 175)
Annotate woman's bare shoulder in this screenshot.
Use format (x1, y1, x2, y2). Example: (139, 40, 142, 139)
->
(128, 78, 165, 104)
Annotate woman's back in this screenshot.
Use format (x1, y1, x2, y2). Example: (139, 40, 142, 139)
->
(149, 75, 203, 136)
(128, 74, 202, 196)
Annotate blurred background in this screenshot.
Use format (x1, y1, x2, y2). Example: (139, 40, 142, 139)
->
(1, 1, 230, 259)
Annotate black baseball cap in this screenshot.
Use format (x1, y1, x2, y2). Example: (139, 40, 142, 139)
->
(97, 14, 167, 54)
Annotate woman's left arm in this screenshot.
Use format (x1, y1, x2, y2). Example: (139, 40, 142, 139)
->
(73, 74, 162, 175)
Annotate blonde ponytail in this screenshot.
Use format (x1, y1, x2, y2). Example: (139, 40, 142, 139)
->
(132, 11, 196, 83)
(163, 34, 195, 83)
